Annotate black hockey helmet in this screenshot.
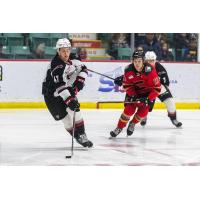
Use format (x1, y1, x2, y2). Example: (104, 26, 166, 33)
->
(132, 50, 145, 60)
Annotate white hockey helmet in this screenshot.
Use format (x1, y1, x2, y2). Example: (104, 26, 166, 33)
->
(145, 51, 157, 61)
(56, 38, 71, 51)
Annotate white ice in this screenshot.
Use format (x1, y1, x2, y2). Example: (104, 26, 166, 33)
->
(0, 109, 200, 166)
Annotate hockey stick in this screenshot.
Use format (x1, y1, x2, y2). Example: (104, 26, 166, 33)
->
(87, 69, 161, 90)
(66, 108, 76, 159)
(87, 69, 115, 80)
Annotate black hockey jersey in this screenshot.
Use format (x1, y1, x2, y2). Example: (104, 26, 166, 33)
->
(155, 62, 170, 86)
(42, 54, 88, 100)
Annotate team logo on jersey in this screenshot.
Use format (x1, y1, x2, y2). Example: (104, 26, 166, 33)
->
(128, 75, 134, 79)
(145, 66, 152, 73)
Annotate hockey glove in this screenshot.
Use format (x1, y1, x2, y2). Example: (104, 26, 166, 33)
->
(137, 97, 151, 107)
(125, 95, 138, 103)
(73, 76, 85, 93)
(65, 96, 80, 111)
(114, 75, 123, 86)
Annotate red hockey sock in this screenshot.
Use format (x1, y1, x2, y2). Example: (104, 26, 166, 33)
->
(117, 112, 130, 129)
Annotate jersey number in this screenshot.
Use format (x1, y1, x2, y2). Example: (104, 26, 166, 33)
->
(54, 75, 59, 83)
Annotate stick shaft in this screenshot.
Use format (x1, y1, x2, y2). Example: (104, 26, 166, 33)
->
(87, 69, 115, 80)
(71, 109, 76, 157)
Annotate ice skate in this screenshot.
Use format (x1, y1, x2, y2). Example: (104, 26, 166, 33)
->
(110, 127, 122, 137)
(127, 122, 135, 136)
(140, 117, 147, 126)
(76, 133, 93, 148)
(170, 119, 182, 127)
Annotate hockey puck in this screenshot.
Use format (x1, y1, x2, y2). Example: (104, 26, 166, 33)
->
(66, 156, 72, 159)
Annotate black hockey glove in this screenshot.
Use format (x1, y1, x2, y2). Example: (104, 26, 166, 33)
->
(73, 76, 85, 93)
(114, 75, 123, 86)
(125, 95, 138, 103)
(65, 96, 80, 111)
(137, 97, 152, 107)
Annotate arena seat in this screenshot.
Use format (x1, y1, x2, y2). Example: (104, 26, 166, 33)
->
(30, 33, 51, 48)
(3, 33, 24, 46)
(117, 47, 132, 60)
(11, 46, 31, 59)
(45, 46, 56, 59)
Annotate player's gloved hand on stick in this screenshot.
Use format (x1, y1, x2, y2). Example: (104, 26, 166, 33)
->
(73, 76, 85, 94)
(114, 75, 123, 86)
(125, 95, 138, 103)
(137, 97, 151, 107)
(65, 96, 80, 111)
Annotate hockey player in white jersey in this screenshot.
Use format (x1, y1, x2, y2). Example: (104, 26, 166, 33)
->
(42, 38, 93, 148)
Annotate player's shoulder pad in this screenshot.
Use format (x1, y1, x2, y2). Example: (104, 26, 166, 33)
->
(50, 56, 65, 75)
(51, 55, 64, 68)
(143, 63, 154, 75)
(71, 59, 83, 67)
(124, 64, 133, 73)
(155, 61, 165, 71)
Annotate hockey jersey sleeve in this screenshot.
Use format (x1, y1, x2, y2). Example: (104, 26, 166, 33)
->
(72, 60, 88, 93)
(77, 64, 88, 79)
(75, 64, 88, 86)
(156, 62, 170, 86)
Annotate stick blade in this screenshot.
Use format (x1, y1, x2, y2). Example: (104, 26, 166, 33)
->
(66, 156, 72, 159)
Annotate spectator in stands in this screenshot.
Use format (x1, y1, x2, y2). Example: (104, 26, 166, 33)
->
(174, 33, 190, 61)
(77, 47, 88, 61)
(108, 33, 129, 59)
(183, 38, 197, 62)
(28, 42, 45, 59)
(141, 33, 162, 61)
(134, 33, 146, 47)
(160, 42, 174, 61)
(156, 33, 168, 46)
(174, 33, 190, 49)
(0, 43, 9, 59)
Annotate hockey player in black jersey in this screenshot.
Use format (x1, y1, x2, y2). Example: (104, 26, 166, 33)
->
(114, 51, 182, 128)
(42, 38, 93, 148)
(141, 51, 182, 127)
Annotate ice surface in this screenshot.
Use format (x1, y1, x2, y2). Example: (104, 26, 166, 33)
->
(0, 109, 200, 166)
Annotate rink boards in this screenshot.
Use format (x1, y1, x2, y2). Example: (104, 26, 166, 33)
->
(0, 101, 200, 109)
(0, 60, 200, 109)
